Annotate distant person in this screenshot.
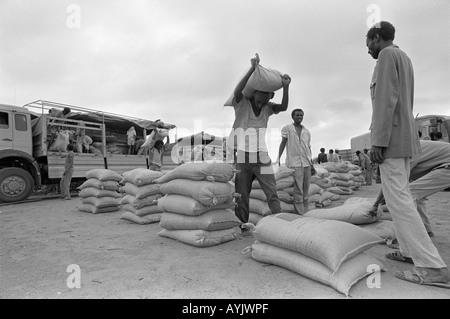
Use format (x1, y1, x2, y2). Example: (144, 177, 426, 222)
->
(49, 107, 71, 146)
(434, 131, 443, 141)
(59, 143, 74, 200)
(277, 108, 314, 215)
(127, 126, 137, 155)
(75, 121, 86, 153)
(366, 21, 449, 287)
(149, 140, 167, 171)
(363, 148, 373, 185)
(429, 131, 436, 141)
(227, 53, 291, 236)
(318, 147, 328, 164)
(328, 149, 339, 162)
(356, 150, 365, 168)
(135, 138, 145, 155)
(334, 149, 342, 162)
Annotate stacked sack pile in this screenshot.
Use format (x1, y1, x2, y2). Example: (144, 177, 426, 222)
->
(77, 169, 123, 214)
(118, 168, 165, 225)
(246, 213, 385, 297)
(321, 161, 360, 195)
(307, 167, 341, 209)
(246, 165, 296, 225)
(156, 162, 242, 247)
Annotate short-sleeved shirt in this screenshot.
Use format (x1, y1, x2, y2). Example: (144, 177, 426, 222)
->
(281, 124, 312, 168)
(65, 151, 74, 170)
(318, 153, 328, 164)
(230, 97, 277, 153)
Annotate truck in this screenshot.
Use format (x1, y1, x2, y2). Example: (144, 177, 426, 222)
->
(0, 100, 176, 203)
(350, 114, 450, 178)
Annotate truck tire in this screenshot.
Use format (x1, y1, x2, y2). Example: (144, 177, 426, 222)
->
(0, 168, 34, 203)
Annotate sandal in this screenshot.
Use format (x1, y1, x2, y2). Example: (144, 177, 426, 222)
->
(239, 223, 255, 238)
(395, 268, 450, 289)
(386, 250, 414, 264)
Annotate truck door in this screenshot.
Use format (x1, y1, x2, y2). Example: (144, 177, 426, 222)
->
(0, 111, 13, 150)
(12, 111, 32, 155)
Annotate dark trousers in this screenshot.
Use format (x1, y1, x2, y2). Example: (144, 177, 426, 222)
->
(234, 151, 281, 223)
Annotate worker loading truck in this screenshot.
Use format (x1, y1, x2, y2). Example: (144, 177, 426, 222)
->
(0, 100, 175, 203)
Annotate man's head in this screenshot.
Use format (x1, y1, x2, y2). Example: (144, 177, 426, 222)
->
(63, 107, 71, 115)
(435, 131, 443, 140)
(356, 150, 361, 156)
(252, 91, 275, 110)
(67, 143, 74, 151)
(366, 21, 395, 59)
(335, 148, 340, 154)
(291, 108, 304, 125)
(329, 149, 334, 154)
(320, 147, 325, 153)
(363, 148, 368, 154)
(154, 140, 164, 150)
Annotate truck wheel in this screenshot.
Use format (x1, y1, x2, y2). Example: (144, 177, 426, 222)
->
(0, 168, 34, 202)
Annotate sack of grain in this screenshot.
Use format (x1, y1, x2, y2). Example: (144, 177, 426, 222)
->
(49, 130, 70, 151)
(129, 194, 161, 209)
(305, 202, 378, 225)
(120, 211, 162, 225)
(249, 198, 295, 216)
(121, 204, 164, 217)
(274, 165, 295, 180)
(160, 179, 235, 206)
(253, 215, 383, 272)
(77, 203, 120, 214)
(249, 212, 263, 225)
(224, 64, 284, 106)
(159, 209, 241, 231)
(81, 196, 121, 208)
(154, 162, 236, 184)
(78, 187, 122, 199)
(157, 194, 235, 216)
(77, 178, 120, 191)
(359, 220, 396, 241)
(250, 189, 292, 203)
(120, 168, 164, 186)
(85, 169, 122, 182)
(158, 227, 240, 247)
(250, 242, 385, 297)
(119, 182, 161, 199)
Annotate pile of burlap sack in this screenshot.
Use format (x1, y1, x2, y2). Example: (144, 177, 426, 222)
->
(245, 213, 386, 297)
(77, 169, 123, 214)
(156, 162, 242, 247)
(118, 168, 165, 224)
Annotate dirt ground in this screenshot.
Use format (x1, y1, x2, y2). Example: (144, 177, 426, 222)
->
(1, 184, 450, 300)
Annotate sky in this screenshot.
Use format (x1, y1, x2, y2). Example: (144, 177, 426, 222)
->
(1, 0, 450, 161)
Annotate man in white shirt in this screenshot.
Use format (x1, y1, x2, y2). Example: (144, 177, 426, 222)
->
(277, 109, 313, 214)
(228, 54, 291, 234)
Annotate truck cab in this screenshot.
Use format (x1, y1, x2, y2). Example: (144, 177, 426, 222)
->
(0, 104, 41, 202)
(0, 104, 32, 155)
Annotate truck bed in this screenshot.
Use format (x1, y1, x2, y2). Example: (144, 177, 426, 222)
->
(47, 152, 149, 179)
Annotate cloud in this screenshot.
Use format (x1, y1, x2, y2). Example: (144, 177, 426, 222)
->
(1, 0, 449, 161)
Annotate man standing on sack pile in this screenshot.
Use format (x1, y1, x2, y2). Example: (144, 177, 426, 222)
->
(366, 21, 449, 288)
(227, 53, 291, 236)
(276, 108, 316, 215)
